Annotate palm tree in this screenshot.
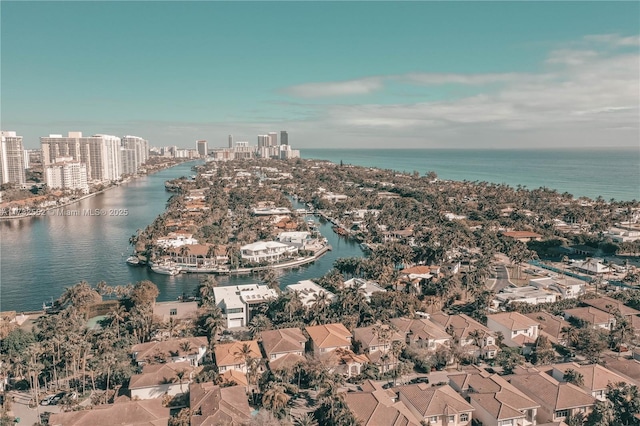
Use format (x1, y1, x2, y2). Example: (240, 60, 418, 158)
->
(175, 369, 187, 394)
(108, 304, 127, 339)
(262, 384, 290, 419)
(293, 413, 319, 426)
(233, 343, 255, 375)
(248, 314, 272, 340)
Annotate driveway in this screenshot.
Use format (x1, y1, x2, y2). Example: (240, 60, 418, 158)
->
(491, 265, 513, 292)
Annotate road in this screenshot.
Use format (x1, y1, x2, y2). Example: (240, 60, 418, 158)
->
(491, 265, 514, 292)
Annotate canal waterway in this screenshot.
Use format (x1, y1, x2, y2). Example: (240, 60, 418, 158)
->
(0, 161, 364, 312)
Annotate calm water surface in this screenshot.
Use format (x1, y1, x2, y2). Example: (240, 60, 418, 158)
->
(0, 162, 363, 311)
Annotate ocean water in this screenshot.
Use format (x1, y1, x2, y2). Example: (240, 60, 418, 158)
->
(303, 148, 640, 201)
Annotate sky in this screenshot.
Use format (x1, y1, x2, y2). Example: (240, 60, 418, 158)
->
(1, 1, 639, 149)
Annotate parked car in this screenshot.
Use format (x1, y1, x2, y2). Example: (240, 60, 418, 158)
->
(40, 395, 55, 406)
(408, 377, 430, 385)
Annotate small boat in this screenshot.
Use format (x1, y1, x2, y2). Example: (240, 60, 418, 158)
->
(151, 262, 181, 276)
(126, 256, 140, 265)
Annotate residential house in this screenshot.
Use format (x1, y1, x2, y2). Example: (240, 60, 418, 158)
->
(190, 383, 252, 426)
(213, 284, 277, 328)
(220, 369, 249, 390)
(343, 278, 386, 301)
(153, 301, 199, 322)
(354, 324, 404, 372)
(275, 231, 310, 246)
(260, 327, 307, 371)
(131, 336, 208, 366)
(487, 312, 539, 353)
(449, 370, 539, 426)
(524, 312, 571, 345)
(48, 399, 170, 426)
(430, 313, 499, 359)
(582, 296, 640, 319)
(396, 383, 475, 425)
(129, 361, 198, 399)
(501, 231, 543, 242)
(571, 259, 610, 276)
(240, 241, 297, 264)
(391, 317, 452, 351)
(491, 286, 557, 310)
(563, 307, 616, 330)
(214, 340, 261, 374)
(508, 372, 596, 423)
(530, 277, 586, 300)
(286, 280, 335, 308)
(551, 362, 628, 401)
(306, 323, 352, 354)
(344, 381, 422, 426)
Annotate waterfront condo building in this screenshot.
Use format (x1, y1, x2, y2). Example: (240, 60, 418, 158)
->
(121, 135, 150, 166)
(196, 140, 208, 157)
(0, 131, 26, 185)
(121, 148, 138, 176)
(41, 132, 123, 182)
(44, 158, 89, 193)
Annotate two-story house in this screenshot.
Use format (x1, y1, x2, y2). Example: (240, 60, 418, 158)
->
(391, 317, 451, 351)
(486, 312, 539, 353)
(563, 307, 616, 330)
(509, 371, 596, 423)
(214, 340, 262, 375)
(213, 284, 277, 329)
(306, 323, 352, 354)
(260, 327, 307, 371)
(353, 324, 405, 372)
(430, 313, 499, 359)
(449, 369, 539, 426)
(551, 362, 628, 401)
(396, 383, 475, 426)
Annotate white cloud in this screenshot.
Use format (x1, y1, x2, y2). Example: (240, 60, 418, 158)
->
(283, 77, 384, 98)
(401, 72, 528, 85)
(583, 33, 640, 47)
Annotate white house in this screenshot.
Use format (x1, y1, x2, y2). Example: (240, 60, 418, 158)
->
(131, 337, 209, 366)
(286, 280, 335, 308)
(491, 286, 557, 310)
(530, 276, 586, 299)
(240, 241, 297, 263)
(486, 312, 539, 351)
(606, 227, 640, 243)
(276, 231, 311, 246)
(213, 284, 277, 329)
(343, 278, 386, 301)
(157, 232, 198, 248)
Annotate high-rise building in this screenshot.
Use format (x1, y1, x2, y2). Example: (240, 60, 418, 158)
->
(257, 135, 270, 148)
(40, 132, 122, 182)
(196, 140, 208, 157)
(280, 131, 288, 145)
(0, 131, 26, 185)
(268, 132, 278, 147)
(45, 158, 89, 193)
(228, 135, 233, 149)
(122, 135, 149, 167)
(120, 148, 137, 175)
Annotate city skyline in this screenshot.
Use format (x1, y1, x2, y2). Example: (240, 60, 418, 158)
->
(2, 2, 638, 149)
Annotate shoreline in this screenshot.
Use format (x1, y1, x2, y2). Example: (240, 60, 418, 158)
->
(0, 160, 192, 221)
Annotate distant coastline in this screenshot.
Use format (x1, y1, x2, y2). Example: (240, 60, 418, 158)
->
(302, 148, 640, 201)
